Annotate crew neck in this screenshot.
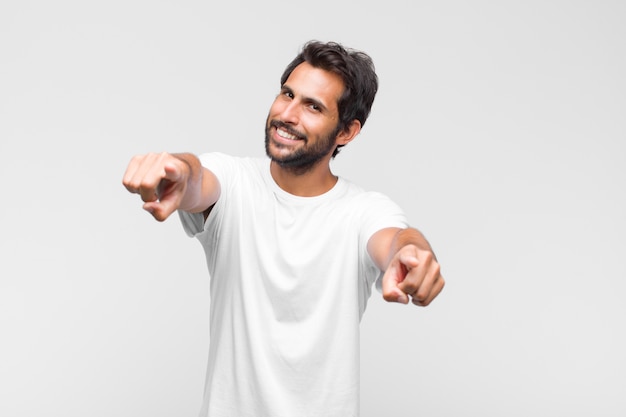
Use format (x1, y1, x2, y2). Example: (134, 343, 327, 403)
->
(262, 159, 347, 204)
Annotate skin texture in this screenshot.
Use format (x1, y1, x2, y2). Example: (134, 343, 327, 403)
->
(369, 227, 444, 306)
(122, 152, 220, 222)
(122, 61, 444, 306)
(265, 62, 361, 196)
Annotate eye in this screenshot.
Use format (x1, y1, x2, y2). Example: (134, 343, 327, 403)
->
(304, 100, 324, 113)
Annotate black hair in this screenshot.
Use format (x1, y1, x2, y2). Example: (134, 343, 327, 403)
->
(280, 41, 378, 157)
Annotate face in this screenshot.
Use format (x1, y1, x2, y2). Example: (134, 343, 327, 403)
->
(265, 62, 345, 172)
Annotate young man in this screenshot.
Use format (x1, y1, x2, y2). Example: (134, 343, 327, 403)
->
(123, 41, 444, 417)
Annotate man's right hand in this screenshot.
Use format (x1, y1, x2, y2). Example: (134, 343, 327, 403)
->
(122, 152, 191, 222)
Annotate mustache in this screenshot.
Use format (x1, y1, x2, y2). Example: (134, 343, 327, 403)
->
(269, 120, 306, 140)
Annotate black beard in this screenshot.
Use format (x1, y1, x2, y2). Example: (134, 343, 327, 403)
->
(264, 119, 340, 175)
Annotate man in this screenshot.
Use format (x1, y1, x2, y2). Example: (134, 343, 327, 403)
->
(123, 40, 444, 417)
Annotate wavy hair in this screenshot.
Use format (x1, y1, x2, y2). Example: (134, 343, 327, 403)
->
(280, 41, 379, 157)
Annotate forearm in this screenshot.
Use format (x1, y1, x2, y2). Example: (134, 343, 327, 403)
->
(172, 153, 220, 214)
(387, 227, 437, 265)
(368, 227, 437, 272)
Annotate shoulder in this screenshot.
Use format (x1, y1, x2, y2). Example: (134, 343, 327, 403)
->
(339, 179, 401, 211)
(198, 153, 266, 180)
(335, 179, 408, 236)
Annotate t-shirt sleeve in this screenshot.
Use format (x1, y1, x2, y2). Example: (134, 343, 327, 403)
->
(358, 192, 408, 245)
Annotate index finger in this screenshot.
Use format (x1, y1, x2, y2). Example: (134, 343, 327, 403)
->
(397, 250, 434, 295)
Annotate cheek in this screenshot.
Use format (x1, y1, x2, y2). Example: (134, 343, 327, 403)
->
(269, 98, 287, 116)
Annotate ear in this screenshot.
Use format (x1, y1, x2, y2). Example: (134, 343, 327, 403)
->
(335, 119, 362, 146)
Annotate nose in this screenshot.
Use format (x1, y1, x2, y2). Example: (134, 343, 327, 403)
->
(279, 100, 300, 125)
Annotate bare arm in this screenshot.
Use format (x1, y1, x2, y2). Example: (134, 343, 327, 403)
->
(122, 152, 220, 222)
(367, 227, 445, 306)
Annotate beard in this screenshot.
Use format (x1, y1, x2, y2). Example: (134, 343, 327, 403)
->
(265, 118, 341, 174)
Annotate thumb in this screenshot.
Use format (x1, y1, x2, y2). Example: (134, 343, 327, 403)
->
(143, 200, 176, 222)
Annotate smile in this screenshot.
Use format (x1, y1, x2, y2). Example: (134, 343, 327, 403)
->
(276, 127, 301, 141)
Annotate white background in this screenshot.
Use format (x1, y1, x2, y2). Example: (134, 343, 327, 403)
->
(1, 1, 624, 416)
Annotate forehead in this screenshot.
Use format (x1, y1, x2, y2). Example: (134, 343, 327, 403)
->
(283, 62, 345, 111)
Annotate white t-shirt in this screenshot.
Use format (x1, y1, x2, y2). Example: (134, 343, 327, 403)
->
(179, 153, 408, 417)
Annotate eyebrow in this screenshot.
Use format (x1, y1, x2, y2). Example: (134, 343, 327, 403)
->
(281, 85, 331, 114)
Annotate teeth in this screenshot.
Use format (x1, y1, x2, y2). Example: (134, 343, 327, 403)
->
(277, 128, 298, 140)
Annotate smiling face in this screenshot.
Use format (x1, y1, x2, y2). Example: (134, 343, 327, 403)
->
(265, 62, 346, 173)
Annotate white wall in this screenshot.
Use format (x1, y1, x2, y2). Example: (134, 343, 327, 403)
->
(1, 1, 624, 416)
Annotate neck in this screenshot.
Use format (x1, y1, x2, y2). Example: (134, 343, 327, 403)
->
(270, 159, 337, 197)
